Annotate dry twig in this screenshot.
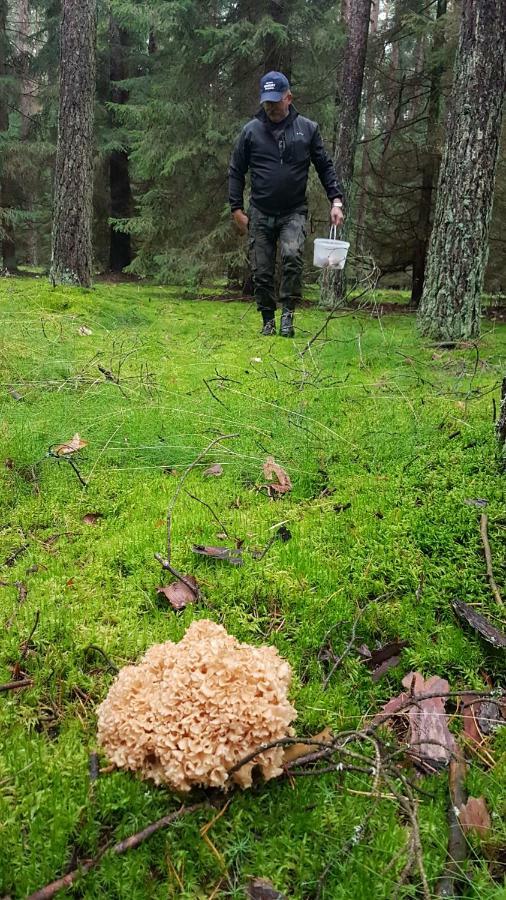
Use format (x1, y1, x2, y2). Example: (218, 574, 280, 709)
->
(479, 513, 503, 606)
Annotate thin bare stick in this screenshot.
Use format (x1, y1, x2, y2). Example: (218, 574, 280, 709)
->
(321, 612, 362, 690)
(184, 489, 230, 537)
(154, 553, 200, 598)
(0, 678, 33, 692)
(479, 513, 503, 606)
(436, 758, 468, 896)
(165, 433, 238, 562)
(20, 609, 40, 659)
(26, 803, 209, 900)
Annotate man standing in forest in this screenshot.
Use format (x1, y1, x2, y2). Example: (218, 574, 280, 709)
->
(229, 71, 345, 337)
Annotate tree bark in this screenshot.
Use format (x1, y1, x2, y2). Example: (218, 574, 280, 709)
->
(417, 0, 506, 340)
(50, 0, 97, 287)
(109, 16, 132, 272)
(0, 0, 17, 271)
(355, 0, 378, 248)
(264, 1, 291, 79)
(334, 0, 372, 198)
(411, 0, 447, 305)
(322, 0, 371, 305)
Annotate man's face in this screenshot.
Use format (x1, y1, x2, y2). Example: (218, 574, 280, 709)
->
(263, 90, 292, 122)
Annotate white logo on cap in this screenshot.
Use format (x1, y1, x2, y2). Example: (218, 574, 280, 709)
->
(264, 81, 276, 90)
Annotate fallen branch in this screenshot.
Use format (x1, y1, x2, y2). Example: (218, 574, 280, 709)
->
(436, 758, 468, 897)
(0, 678, 33, 692)
(26, 803, 209, 900)
(479, 513, 503, 607)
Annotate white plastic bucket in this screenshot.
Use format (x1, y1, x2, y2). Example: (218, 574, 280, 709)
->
(313, 226, 350, 269)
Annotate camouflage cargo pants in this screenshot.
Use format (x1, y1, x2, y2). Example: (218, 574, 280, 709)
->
(248, 205, 307, 318)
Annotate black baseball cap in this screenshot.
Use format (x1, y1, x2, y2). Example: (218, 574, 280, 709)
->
(259, 71, 290, 103)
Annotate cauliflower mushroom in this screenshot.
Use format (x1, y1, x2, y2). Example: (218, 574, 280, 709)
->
(97, 619, 296, 791)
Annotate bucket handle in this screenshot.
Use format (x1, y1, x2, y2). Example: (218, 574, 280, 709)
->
(329, 225, 337, 241)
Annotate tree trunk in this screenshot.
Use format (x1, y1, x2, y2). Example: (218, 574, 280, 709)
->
(322, 0, 372, 305)
(50, 0, 97, 287)
(355, 0, 378, 248)
(411, 0, 447, 305)
(417, 0, 506, 341)
(264, 1, 291, 79)
(334, 0, 372, 198)
(109, 16, 132, 273)
(0, 0, 17, 272)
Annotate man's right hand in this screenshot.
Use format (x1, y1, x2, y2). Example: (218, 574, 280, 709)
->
(232, 209, 249, 235)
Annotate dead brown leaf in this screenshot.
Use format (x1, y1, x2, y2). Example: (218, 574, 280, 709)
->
(262, 457, 292, 495)
(157, 576, 199, 610)
(461, 695, 483, 744)
(282, 727, 333, 765)
(247, 878, 286, 900)
(363, 639, 409, 681)
(203, 463, 223, 477)
(53, 433, 87, 456)
(459, 797, 491, 838)
(192, 544, 243, 566)
(82, 513, 103, 525)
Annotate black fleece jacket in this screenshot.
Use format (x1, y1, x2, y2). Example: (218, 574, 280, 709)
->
(228, 105, 344, 216)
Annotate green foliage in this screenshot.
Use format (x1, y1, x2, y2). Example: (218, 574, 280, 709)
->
(1, 278, 505, 897)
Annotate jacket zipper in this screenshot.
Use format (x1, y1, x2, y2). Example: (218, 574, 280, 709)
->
(278, 135, 285, 166)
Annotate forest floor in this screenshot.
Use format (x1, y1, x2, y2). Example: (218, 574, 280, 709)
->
(1, 277, 505, 899)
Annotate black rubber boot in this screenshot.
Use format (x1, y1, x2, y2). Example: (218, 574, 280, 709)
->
(261, 318, 276, 336)
(280, 309, 295, 337)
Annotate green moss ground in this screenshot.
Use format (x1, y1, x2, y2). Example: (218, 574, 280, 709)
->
(0, 277, 505, 898)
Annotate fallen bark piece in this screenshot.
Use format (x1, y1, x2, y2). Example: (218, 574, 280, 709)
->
(248, 878, 286, 899)
(459, 797, 491, 838)
(372, 672, 456, 770)
(477, 700, 504, 735)
(403, 673, 457, 770)
(262, 457, 292, 495)
(192, 544, 243, 566)
(157, 576, 199, 610)
(452, 599, 506, 649)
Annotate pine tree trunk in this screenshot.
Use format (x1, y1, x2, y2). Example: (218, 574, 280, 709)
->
(264, 1, 291, 79)
(17, 0, 38, 266)
(322, 0, 371, 305)
(417, 0, 506, 341)
(355, 0, 378, 248)
(0, 0, 17, 272)
(109, 16, 132, 273)
(50, 0, 97, 287)
(411, 0, 446, 305)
